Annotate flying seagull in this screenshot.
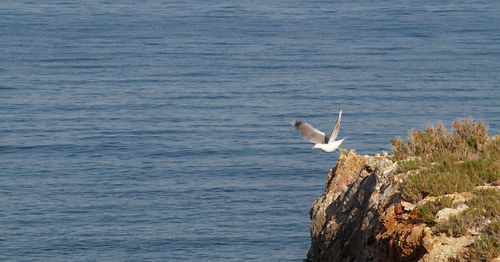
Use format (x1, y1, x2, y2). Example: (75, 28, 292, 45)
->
(292, 107, 347, 153)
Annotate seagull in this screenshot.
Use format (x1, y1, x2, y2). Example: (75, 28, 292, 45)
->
(292, 107, 347, 154)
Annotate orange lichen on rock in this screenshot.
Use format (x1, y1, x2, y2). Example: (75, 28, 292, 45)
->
(377, 202, 430, 261)
(324, 149, 368, 195)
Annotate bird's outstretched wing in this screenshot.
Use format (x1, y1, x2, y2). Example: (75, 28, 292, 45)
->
(327, 107, 342, 144)
(293, 120, 327, 144)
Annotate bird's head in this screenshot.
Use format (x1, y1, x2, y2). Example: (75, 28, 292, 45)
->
(312, 144, 319, 150)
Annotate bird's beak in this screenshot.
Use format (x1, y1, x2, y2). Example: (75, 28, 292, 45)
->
(312, 146, 315, 149)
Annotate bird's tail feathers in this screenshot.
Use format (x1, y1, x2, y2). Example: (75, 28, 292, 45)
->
(330, 137, 347, 144)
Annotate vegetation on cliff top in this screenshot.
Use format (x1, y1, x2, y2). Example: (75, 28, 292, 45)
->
(436, 189, 500, 260)
(391, 118, 499, 202)
(391, 118, 500, 261)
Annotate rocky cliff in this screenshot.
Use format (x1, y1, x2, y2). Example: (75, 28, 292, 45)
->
(305, 149, 499, 262)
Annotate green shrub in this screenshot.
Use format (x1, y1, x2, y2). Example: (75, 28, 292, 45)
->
(466, 189, 500, 218)
(437, 189, 500, 237)
(436, 214, 468, 237)
(467, 220, 500, 261)
(397, 157, 425, 173)
(418, 196, 455, 224)
(392, 119, 498, 202)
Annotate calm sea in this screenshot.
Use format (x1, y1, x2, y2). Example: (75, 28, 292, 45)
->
(1, 1, 499, 261)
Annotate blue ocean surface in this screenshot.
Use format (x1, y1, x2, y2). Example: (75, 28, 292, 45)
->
(1, 1, 499, 261)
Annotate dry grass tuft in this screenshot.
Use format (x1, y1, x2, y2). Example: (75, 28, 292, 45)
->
(467, 220, 500, 261)
(437, 189, 500, 236)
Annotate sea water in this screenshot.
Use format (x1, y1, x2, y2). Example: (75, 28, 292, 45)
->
(1, 1, 499, 261)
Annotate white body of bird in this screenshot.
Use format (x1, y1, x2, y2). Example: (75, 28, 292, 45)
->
(312, 138, 345, 152)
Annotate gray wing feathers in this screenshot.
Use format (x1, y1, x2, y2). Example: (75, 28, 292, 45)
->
(293, 120, 326, 144)
(327, 107, 342, 143)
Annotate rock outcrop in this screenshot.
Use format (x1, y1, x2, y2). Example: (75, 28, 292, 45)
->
(305, 150, 479, 262)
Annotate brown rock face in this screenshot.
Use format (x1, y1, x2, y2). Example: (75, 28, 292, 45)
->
(306, 150, 431, 262)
